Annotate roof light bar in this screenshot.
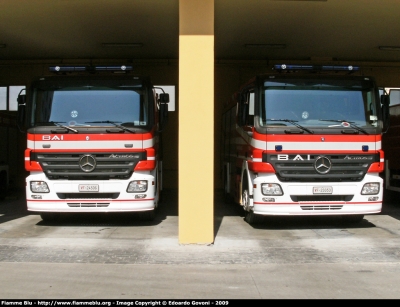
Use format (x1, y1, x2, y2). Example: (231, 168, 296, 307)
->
(274, 64, 359, 71)
(49, 65, 133, 72)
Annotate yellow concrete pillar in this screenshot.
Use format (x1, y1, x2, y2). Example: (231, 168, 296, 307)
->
(178, 0, 214, 244)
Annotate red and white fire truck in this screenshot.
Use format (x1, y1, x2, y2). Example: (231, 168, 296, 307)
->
(17, 65, 169, 221)
(222, 64, 390, 224)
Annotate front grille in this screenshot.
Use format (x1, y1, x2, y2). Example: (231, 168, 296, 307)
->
(263, 153, 378, 182)
(291, 195, 353, 202)
(33, 152, 146, 180)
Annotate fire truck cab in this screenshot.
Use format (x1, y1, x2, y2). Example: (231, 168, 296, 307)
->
(17, 65, 169, 221)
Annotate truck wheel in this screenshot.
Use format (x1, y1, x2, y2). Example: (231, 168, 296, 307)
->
(139, 209, 156, 221)
(242, 188, 263, 224)
(341, 214, 364, 224)
(245, 210, 264, 224)
(40, 212, 60, 222)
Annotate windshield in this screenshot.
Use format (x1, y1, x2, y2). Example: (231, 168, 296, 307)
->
(260, 78, 379, 129)
(31, 83, 148, 127)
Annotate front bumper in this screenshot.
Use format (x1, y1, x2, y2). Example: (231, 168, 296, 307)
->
(251, 173, 383, 216)
(26, 172, 156, 213)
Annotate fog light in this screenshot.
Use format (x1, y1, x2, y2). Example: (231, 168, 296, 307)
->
(262, 197, 275, 202)
(30, 181, 50, 193)
(31, 195, 42, 199)
(127, 180, 148, 193)
(261, 183, 283, 195)
(135, 194, 147, 199)
(368, 196, 379, 201)
(361, 182, 379, 195)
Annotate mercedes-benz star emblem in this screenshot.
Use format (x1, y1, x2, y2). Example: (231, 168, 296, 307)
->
(79, 155, 96, 173)
(314, 156, 332, 174)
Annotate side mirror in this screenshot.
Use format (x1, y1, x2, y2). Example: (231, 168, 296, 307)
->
(159, 93, 170, 103)
(156, 92, 169, 131)
(154, 89, 169, 131)
(159, 103, 168, 131)
(17, 91, 27, 132)
(381, 94, 390, 132)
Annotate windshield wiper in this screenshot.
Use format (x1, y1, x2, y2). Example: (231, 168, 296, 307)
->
(266, 119, 314, 134)
(36, 121, 78, 133)
(85, 120, 136, 133)
(319, 119, 368, 135)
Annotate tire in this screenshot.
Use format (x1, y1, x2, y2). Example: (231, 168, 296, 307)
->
(341, 214, 364, 224)
(242, 187, 263, 224)
(139, 209, 156, 221)
(40, 212, 60, 222)
(245, 210, 264, 224)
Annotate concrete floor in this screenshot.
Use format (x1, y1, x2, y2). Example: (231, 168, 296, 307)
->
(0, 189, 400, 299)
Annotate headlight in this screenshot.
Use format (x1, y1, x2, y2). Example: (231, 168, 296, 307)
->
(127, 180, 148, 193)
(30, 181, 50, 193)
(361, 182, 380, 195)
(261, 183, 283, 195)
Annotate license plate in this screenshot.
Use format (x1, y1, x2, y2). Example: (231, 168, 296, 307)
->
(313, 186, 333, 194)
(78, 184, 99, 192)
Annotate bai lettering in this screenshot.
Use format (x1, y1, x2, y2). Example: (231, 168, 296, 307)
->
(42, 135, 64, 141)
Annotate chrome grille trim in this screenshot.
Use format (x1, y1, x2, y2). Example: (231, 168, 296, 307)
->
(263, 153, 378, 182)
(57, 193, 120, 199)
(33, 152, 146, 180)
